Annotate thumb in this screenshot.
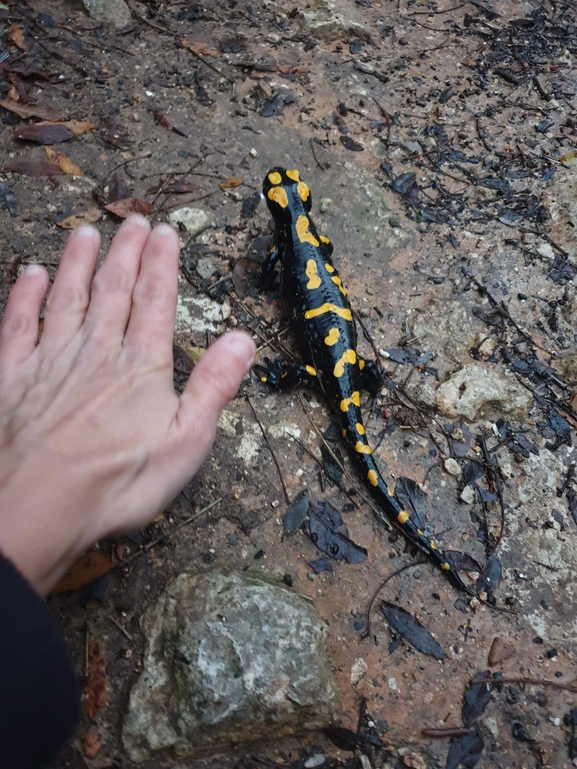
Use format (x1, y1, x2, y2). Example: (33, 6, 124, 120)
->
(178, 330, 255, 436)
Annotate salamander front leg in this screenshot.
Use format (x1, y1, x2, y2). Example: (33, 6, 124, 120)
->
(254, 357, 320, 391)
(261, 245, 282, 290)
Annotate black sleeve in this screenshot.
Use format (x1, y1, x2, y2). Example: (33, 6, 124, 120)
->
(0, 553, 80, 769)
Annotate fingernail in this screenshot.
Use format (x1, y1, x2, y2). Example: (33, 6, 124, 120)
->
(24, 263, 44, 276)
(71, 224, 98, 239)
(126, 213, 151, 229)
(224, 331, 256, 371)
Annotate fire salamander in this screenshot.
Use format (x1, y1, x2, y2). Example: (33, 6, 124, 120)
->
(256, 167, 466, 591)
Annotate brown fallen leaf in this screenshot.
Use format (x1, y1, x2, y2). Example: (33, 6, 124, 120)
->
(0, 97, 67, 121)
(51, 551, 116, 593)
(4, 159, 65, 176)
(82, 728, 102, 759)
(105, 198, 153, 218)
(219, 177, 243, 189)
(56, 209, 102, 230)
(15, 123, 75, 144)
(44, 146, 83, 176)
(152, 110, 187, 137)
(181, 38, 221, 58)
(61, 119, 95, 136)
(84, 641, 107, 720)
(8, 23, 27, 52)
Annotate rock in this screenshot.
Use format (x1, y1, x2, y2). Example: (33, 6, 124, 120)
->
(175, 295, 231, 334)
(167, 207, 209, 235)
(196, 257, 216, 280)
(295, 0, 364, 39)
(398, 747, 427, 769)
(482, 716, 499, 740)
(559, 352, 577, 382)
(82, 0, 131, 27)
(412, 301, 481, 365)
(488, 636, 515, 665)
(435, 363, 532, 422)
(403, 378, 436, 409)
(123, 571, 339, 762)
(460, 485, 476, 504)
(444, 458, 461, 477)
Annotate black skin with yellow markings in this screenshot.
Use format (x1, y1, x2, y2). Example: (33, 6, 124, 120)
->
(258, 166, 467, 591)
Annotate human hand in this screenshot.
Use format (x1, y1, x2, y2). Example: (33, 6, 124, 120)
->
(0, 216, 255, 595)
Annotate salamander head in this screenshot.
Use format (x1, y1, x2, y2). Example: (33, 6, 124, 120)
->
(263, 167, 312, 221)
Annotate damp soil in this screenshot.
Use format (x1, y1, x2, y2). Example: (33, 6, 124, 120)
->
(1, 0, 577, 767)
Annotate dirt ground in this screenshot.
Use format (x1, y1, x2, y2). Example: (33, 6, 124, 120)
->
(1, 0, 577, 767)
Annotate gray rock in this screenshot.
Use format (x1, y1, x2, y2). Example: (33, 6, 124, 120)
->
(546, 166, 577, 261)
(295, 0, 364, 39)
(196, 257, 217, 280)
(559, 352, 577, 382)
(435, 363, 532, 422)
(123, 570, 339, 762)
(167, 207, 209, 235)
(412, 301, 481, 365)
(82, 0, 131, 27)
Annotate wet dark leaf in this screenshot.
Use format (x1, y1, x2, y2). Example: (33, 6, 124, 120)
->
(446, 727, 484, 769)
(381, 601, 447, 659)
(219, 36, 247, 53)
(260, 90, 295, 117)
(462, 460, 484, 486)
(241, 191, 262, 219)
(308, 556, 334, 573)
(566, 707, 577, 759)
(479, 489, 498, 504)
(443, 550, 483, 574)
(568, 489, 577, 527)
(477, 553, 502, 594)
(231, 257, 259, 298)
(321, 444, 344, 484)
(284, 488, 310, 536)
(323, 726, 358, 751)
(462, 670, 492, 726)
(4, 159, 64, 176)
(392, 172, 419, 205)
(323, 423, 342, 443)
(385, 347, 421, 364)
(308, 501, 367, 564)
(394, 477, 426, 528)
(14, 123, 74, 144)
(340, 135, 364, 152)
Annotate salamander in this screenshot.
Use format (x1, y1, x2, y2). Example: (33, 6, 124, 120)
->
(256, 166, 466, 591)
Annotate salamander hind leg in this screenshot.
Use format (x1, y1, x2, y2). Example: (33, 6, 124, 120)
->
(359, 358, 383, 395)
(254, 357, 320, 391)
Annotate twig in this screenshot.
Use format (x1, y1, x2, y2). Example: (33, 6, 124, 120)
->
(422, 727, 471, 738)
(361, 559, 427, 639)
(309, 137, 327, 170)
(247, 397, 290, 504)
(474, 676, 577, 694)
(109, 616, 133, 642)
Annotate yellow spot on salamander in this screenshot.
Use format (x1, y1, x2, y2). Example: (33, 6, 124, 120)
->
(355, 441, 371, 454)
(298, 181, 310, 201)
(387, 487, 395, 497)
(441, 562, 451, 571)
(334, 349, 357, 378)
(260, 376, 267, 383)
(286, 169, 299, 181)
(359, 359, 365, 370)
(268, 171, 282, 185)
(331, 275, 347, 296)
(397, 510, 410, 524)
(296, 215, 319, 247)
(320, 236, 331, 245)
(268, 186, 288, 208)
(305, 259, 321, 289)
(356, 423, 365, 435)
(305, 365, 317, 377)
(340, 391, 360, 411)
(324, 327, 340, 346)
(367, 469, 378, 486)
(305, 304, 352, 321)
(325, 262, 335, 273)
(430, 542, 438, 550)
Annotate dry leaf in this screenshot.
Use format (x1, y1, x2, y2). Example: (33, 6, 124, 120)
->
(4, 159, 64, 176)
(84, 641, 107, 720)
(104, 198, 153, 218)
(0, 97, 67, 121)
(8, 24, 27, 52)
(44, 146, 83, 176)
(181, 38, 221, 58)
(62, 119, 95, 136)
(187, 346, 206, 364)
(82, 728, 102, 759)
(56, 209, 102, 230)
(15, 123, 74, 144)
(219, 177, 243, 189)
(51, 551, 116, 593)
(7, 84, 20, 102)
